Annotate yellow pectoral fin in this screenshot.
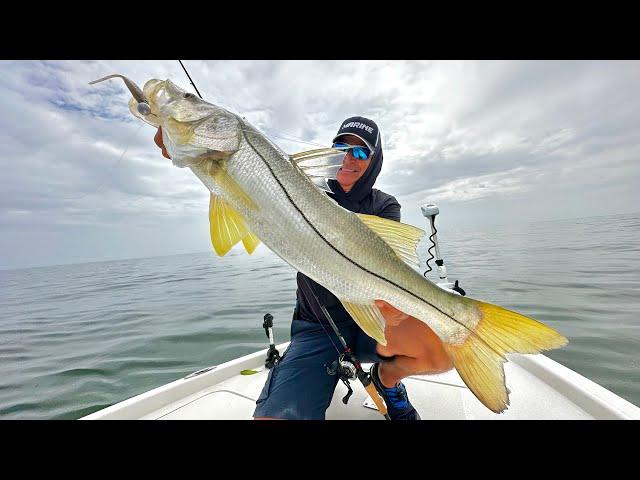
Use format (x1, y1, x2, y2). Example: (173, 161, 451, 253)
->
(340, 300, 387, 346)
(208, 193, 260, 256)
(356, 214, 425, 269)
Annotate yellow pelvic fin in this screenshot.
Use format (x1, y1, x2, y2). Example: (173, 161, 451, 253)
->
(445, 301, 568, 413)
(356, 214, 425, 268)
(208, 193, 261, 256)
(340, 300, 387, 346)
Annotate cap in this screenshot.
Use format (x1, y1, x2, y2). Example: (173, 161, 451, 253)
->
(332, 116, 380, 152)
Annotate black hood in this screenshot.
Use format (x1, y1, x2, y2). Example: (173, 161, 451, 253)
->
(327, 118, 383, 211)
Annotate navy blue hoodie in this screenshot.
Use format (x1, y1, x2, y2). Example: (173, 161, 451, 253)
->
(294, 127, 401, 326)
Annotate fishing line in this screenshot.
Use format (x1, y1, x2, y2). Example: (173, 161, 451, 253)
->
(267, 133, 326, 148)
(178, 60, 203, 99)
(235, 128, 328, 149)
(297, 280, 343, 357)
(176, 60, 329, 151)
(60, 122, 145, 201)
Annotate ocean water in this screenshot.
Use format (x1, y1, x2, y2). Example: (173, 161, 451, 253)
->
(1, 212, 639, 419)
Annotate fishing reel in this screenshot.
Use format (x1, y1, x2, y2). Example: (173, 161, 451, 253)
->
(326, 353, 357, 380)
(326, 353, 358, 404)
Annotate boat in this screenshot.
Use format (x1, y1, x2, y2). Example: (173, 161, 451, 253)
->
(81, 203, 640, 420)
(80, 339, 640, 420)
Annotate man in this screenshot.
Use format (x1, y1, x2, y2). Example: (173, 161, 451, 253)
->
(154, 116, 453, 420)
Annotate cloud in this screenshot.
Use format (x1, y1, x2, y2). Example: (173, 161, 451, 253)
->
(1, 60, 639, 269)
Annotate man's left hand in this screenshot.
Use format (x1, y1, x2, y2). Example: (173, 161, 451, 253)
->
(374, 300, 410, 327)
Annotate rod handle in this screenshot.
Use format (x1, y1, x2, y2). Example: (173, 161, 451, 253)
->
(364, 383, 388, 416)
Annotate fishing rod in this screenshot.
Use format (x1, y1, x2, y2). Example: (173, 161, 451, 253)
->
(176, 61, 327, 149)
(298, 275, 390, 420)
(178, 60, 203, 99)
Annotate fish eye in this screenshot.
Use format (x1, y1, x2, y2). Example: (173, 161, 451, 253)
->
(183, 92, 195, 99)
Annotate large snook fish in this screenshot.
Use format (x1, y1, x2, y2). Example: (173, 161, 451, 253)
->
(91, 75, 568, 413)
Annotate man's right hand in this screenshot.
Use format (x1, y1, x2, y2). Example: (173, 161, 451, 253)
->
(374, 300, 410, 327)
(154, 127, 171, 159)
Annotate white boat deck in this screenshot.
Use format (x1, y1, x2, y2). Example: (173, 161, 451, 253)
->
(82, 342, 640, 420)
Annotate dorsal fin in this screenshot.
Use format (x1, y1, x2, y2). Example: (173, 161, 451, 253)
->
(356, 214, 425, 269)
(291, 147, 345, 192)
(306, 176, 333, 193)
(291, 147, 345, 164)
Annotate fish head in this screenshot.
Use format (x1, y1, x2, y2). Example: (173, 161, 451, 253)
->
(141, 79, 242, 167)
(91, 76, 242, 168)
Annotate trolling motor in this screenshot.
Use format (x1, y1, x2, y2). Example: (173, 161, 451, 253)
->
(262, 313, 281, 369)
(420, 203, 466, 296)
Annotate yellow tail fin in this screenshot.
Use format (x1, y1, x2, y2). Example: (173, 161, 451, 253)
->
(444, 301, 568, 413)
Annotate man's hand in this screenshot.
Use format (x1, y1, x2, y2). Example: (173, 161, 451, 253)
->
(154, 127, 171, 159)
(374, 300, 410, 327)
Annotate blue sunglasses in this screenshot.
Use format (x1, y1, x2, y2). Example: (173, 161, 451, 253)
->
(332, 142, 372, 160)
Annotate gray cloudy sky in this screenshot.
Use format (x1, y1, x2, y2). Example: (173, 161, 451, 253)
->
(1, 60, 639, 270)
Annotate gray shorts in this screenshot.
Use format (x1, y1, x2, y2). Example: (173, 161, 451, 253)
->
(253, 318, 389, 420)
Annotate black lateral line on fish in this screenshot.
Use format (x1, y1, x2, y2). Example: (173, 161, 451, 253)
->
(240, 122, 516, 365)
(238, 120, 483, 341)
